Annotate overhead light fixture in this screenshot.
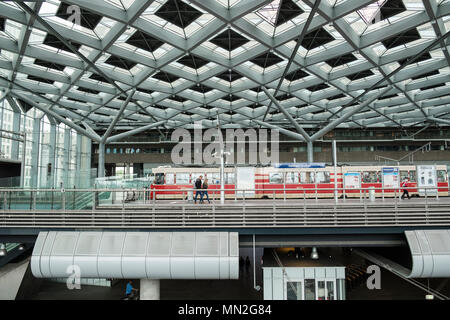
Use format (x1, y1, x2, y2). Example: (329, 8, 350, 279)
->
(0, 244, 6, 257)
(310, 247, 319, 260)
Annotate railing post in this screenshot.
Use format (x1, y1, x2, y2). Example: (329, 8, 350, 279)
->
(33, 191, 36, 210)
(243, 190, 246, 213)
(315, 184, 318, 202)
(62, 190, 65, 212)
(382, 185, 384, 201)
(425, 188, 428, 216)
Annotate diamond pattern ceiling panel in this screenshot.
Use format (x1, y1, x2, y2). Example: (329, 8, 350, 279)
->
(0, 0, 448, 133)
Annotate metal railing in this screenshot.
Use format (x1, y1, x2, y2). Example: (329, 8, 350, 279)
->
(0, 186, 449, 229)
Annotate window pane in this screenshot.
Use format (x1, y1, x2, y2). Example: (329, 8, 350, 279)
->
(176, 173, 189, 184)
(208, 173, 220, 184)
(362, 171, 377, 183)
(400, 171, 409, 181)
(286, 172, 299, 184)
(166, 173, 174, 184)
(316, 171, 330, 183)
(269, 172, 284, 184)
(305, 279, 315, 300)
(437, 170, 447, 182)
(326, 281, 335, 300)
(410, 171, 416, 182)
(317, 281, 326, 300)
(154, 173, 164, 185)
(287, 282, 302, 300)
(226, 173, 235, 184)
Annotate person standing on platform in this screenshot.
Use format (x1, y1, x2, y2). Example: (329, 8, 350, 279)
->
(201, 178, 211, 204)
(194, 175, 203, 204)
(401, 178, 410, 200)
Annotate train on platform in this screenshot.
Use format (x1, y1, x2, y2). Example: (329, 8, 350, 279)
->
(149, 164, 449, 199)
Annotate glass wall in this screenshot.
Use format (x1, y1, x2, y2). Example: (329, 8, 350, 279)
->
(0, 98, 92, 188)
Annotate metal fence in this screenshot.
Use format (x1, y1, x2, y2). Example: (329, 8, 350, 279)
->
(0, 186, 449, 229)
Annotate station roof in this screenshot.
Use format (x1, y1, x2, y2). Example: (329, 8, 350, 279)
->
(0, 0, 449, 139)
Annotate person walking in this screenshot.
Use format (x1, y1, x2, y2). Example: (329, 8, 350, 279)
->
(200, 178, 211, 204)
(194, 175, 203, 204)
(401, 178, 410, 200)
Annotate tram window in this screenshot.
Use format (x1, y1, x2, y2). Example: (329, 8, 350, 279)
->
(437, 170, 448, 182)
(269, 172, 284, 184)
(286, 172, 299, 184)
(362, 171, 377, 183)
(209, 173, 220, 184)
(317, 281, 326, 300)
(286, 282, 302, 300)
(305, 279, 315, 300)
(166, 173, 174, 185)
(226, 173, 235, 184)
(176, 173, 189, 185)
(300, 172, 314, 183)
(410, 171, 416, 182)
(400, 171, 409, 181)
(326, 281, 335, 300)
(154, 173, 164, 185)
(316, 171, 330, 183)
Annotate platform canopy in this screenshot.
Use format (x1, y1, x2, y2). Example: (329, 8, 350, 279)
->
(0, 0, 449, 139)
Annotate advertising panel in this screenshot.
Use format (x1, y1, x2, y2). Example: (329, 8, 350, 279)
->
(344, 172, 361, 189)
(382, 167, 399, 189)
(417, 165, 437, 195)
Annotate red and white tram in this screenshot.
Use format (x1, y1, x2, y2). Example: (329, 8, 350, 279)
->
(150, 164, 449, 199)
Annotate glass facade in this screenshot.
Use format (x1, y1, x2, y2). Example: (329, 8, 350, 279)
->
(0, 98, 92, 188)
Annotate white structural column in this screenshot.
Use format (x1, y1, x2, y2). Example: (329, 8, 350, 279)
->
(63, 127, 71, 188)
(30, 117, 41, 188)
(11, 111, 21, 160)
(75, 134, 82, 188)
(140, 279, 160, 300)
(307, 141, 314, 163)
(98, 142, 105, 178)
(48, 122, 57, 188)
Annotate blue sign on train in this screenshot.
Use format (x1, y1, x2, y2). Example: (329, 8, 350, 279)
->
(274, 163, 326, 169)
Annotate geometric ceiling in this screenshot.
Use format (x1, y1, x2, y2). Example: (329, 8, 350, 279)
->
(0, 0, 449, 138)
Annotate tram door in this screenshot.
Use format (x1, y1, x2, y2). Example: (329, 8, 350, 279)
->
(236, 167, 255, 198)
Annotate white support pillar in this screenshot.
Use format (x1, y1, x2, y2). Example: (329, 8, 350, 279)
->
(48, 123, 56, 188)
(11, 111, 21, 160)
(307, 141, 314, 163)
(30, 118, 41, 188)
(75, 134, 82, 188)
(98, 142, 105, 178)
(63, 127, 71, 188)
(140, 279, 160, 300)
(332, 140, 338, 204)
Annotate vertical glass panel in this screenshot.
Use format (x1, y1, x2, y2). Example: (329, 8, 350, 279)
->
(317, 281, 326, 300)
(226, 173, 235, 184)
(410, 170, 416, 182)
(286, 281, 302, 300)
(400, 171, 409, 181)
(209, 172, 220, 184)
(326, 281, 335, 300)
(300, 172, 307, 183)
(304, 279, 315, 300)
(437, 170, 447, 182)
(154, 173, 164, 185)
(316, 171, 330, 183)
(286, 172, 299, 184)
(166, 173, 174, 184)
